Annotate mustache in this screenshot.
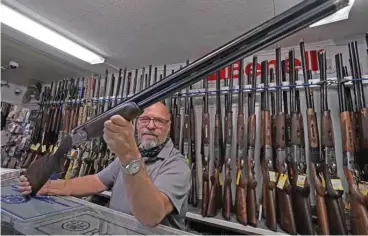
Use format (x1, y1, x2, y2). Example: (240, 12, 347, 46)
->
(141, 129, 158, 137)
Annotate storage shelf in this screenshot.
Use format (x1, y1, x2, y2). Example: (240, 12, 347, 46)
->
(95, 190, 287, 236)
(185, 207, 287, 235)
(39, 75, 368, 104)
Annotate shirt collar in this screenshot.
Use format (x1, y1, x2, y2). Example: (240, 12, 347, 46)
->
(157, 138, 174, 159)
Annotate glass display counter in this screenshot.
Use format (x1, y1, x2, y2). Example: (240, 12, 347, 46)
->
(0, 173, 190, 235)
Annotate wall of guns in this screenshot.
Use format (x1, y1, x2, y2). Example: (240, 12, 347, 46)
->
(11, 37, 368, 235)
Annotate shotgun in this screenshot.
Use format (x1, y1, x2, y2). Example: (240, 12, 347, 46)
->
(201, 76, 210, 217)
(189, 86, 198, 207)
(317, 51, 348, 235)
(349, 41, 368, 181)
(275, 47, 296, 235)
(336, 53, 368, 235)
(222, 64, 234, 221)
(207, 70, 225, 217)
(246, 56, 258, 226)
(292, 45, 314, 234)
(260, 60, 277, 231)
(235, 59, 247, 225)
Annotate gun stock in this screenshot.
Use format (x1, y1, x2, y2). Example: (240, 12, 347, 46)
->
(235, 59, 247, 226)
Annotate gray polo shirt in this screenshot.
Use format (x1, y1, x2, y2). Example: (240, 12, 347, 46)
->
(97, 139, 191, 230)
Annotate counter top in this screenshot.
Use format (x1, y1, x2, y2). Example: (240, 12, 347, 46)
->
(0, 175, 190, 235)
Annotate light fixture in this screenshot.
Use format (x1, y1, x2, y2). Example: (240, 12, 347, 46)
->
(309, 0, 355, 28)
(0, 4, 105, 64)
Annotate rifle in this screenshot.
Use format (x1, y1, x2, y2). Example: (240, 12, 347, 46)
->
(222, 64, 234, 221)
(235, 59, 247, 225)
(201, 76, 210, 217)
(274, 47, 296, 234)
(153, 67, 158, 84)
(147, 65, 152, 87)
(139, 67, 145, 92)
(174, 94, 182, 151)
(349, 41, 368, 181)
(207, 70, 225, 217)
(316, 51, 348, 234)
(114, 69, 122, 107)
(132, 69, 138, 95)
(260, 60, 277, 231)
(336, 53, 368, 235)
(189, 86, 198, 207)
(183, 87, 192, 202)
(245, 56, 258, 226)
(292, 44, 313, 234)
(23, 0, 348, 195)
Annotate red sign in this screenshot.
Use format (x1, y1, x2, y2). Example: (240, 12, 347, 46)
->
(207, 50, 320, 81)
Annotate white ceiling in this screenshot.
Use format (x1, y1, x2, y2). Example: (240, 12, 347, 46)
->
(1, 0, 368, 86)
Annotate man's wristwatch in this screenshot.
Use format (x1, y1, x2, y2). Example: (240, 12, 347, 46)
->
(120, 158, 142, 175)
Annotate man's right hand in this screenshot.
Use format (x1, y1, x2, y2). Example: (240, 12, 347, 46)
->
(17, 175, 49, 195)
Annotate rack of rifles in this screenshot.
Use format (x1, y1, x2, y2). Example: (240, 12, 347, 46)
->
(13, 40, 368, 235)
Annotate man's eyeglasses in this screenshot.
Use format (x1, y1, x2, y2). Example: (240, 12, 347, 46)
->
(137, 116, 169, 128)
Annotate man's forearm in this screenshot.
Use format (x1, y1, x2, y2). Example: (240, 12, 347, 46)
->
(46, 175, 106, 197)
(123, 164, 167, 227)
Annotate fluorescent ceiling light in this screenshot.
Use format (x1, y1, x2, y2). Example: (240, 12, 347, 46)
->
(0, 4, 105, 64)
(310, 0, 355, 28)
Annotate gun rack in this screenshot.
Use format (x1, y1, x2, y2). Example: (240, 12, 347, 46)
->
(39, 76, 368, 105)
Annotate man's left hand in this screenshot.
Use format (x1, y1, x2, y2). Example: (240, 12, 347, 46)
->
(103, 115, 140, 164)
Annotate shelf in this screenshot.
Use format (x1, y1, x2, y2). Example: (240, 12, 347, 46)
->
(185, 207, 287, 235)
(39, 75, 368, 104)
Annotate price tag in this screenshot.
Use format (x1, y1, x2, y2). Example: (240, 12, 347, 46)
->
(49, 145, 54, 152)
(319, 173, 326, 188)
(269, 171, 277, 183)
(42, 145, 46, 153)
(359, 183, 368, 196)
(35, 143, 41, 150)
(277, 174, 287, 189)
(331, 179, 344, 191)
(297, 174, 307, 187)
(30, 144, 36, 150)
(236, 171, 241, 185)
(219, 173, 223, 186)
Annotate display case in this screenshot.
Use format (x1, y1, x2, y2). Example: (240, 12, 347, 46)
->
(0, 170, 190, 235)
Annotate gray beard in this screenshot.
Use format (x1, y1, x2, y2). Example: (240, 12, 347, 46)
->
(139, 139, 159, 150)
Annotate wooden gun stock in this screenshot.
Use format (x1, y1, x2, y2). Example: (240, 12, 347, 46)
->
(247, 114, 257, 226)
(207, 168, 220, 217)
(325, 197, 347, 234)
(235, 160, 247, 225)
(190, 164, 198, 207)
(222, 165, 232, 221)
(201, 171, 209, 217)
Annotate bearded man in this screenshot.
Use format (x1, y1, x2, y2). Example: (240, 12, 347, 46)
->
(17, 102, 191, 230)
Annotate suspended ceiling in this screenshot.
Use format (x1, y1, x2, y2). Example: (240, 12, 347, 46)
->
(1, 0, 367, 86)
